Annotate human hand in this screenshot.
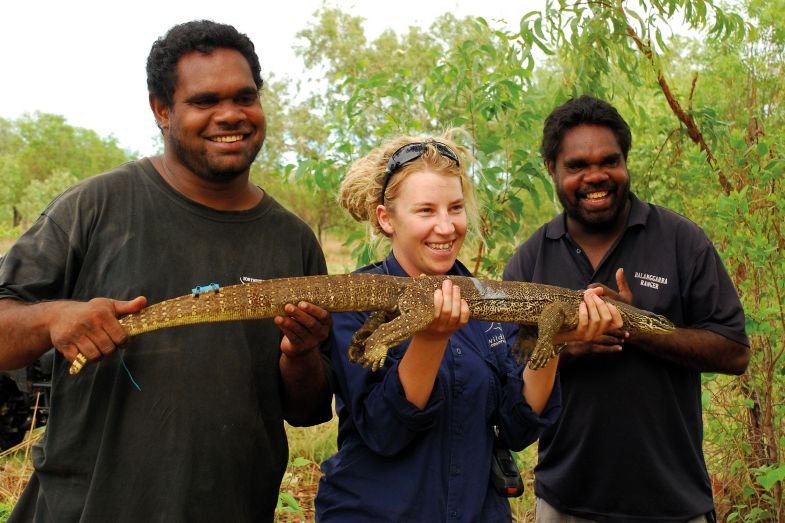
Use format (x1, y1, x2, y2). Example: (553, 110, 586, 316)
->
(276, 302, 332, 358)
(554, 286, 628, 358)
(588, 267, 633, 305)
(554, 288, 626, 355)
(54, 296, 147, 373)
(417, 278, 470, 342)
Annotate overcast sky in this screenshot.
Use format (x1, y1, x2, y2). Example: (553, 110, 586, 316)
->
(1, 0, 532, 156)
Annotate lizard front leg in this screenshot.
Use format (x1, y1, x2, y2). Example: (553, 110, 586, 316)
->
(528, 302, 569, 370)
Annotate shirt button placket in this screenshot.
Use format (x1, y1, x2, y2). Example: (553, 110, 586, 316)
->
(447, 345, 464, 520)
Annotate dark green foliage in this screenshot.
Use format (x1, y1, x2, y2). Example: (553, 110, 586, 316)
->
(0, 113, 136, 228)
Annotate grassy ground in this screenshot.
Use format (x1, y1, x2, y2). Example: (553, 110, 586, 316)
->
(276, 420, 338, 522)
(0, 429, 42, 520)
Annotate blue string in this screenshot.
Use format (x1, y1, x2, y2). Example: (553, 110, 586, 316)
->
(119, 349, 142, 391)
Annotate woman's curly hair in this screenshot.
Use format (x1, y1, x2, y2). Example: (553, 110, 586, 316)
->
(338, 129, 480, 239)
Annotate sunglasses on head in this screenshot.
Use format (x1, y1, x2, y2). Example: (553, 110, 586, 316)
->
(380, 141, 460, 204)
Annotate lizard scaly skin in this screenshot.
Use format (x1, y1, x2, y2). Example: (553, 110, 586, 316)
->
(69, 274, 674, 374)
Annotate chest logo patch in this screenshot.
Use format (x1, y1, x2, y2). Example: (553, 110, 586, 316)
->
(634, 271, 668, 290)
(485, 322, 507, 349)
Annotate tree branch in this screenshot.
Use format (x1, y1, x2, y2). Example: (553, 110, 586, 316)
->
(613, 3, 733, 196)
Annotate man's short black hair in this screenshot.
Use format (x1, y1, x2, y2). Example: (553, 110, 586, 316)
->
(541, 95, 632, 164)
(146, 20, 263, 108)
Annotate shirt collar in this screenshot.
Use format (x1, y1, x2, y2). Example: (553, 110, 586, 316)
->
(383, 250, 473, 277)
(626, 192, 649, 227)
(545, 192, 648, 240)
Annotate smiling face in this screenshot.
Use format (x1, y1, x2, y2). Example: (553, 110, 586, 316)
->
(152, 48, 266, 182)
(377, 169, 467, 276)
(548, 124, 631, 233)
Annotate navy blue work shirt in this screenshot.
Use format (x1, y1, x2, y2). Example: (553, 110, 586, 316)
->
(315, 252, 560, 522)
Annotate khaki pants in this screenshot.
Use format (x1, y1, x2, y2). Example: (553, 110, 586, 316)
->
(535, 497, 710, 523)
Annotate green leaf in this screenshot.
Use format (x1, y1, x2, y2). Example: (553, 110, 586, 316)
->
(480, 43, 497, 60)
(533, 17, 545, 40)
(508, 197, 524, 221)
(520, 10, 540, 22)
(654, 29, 668, 53)
(694, 0, 707, 22)
(290, 456, 312, 467)
(277, 492, 302, 513)
(756, 464, 785, 491)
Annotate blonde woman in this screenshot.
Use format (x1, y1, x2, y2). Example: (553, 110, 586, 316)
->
(315, 132, 622, 522)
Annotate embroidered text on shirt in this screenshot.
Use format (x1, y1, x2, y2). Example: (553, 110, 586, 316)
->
(634, 271, 668, 290)
(485, 322, 507, 349)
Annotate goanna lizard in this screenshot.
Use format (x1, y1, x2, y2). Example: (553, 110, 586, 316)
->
(68, 274, 674, 375)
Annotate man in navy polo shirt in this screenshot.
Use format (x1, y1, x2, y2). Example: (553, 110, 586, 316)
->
(504, 95, 749, 522)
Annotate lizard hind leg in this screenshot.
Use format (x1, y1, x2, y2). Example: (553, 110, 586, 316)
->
(528, 302, 568, 370)
(348, 310, 398, 364)
(511, 325, 538, 365)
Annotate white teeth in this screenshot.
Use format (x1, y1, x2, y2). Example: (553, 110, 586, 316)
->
(212, 135, 243, 143)
(586, 191, 608, 199)
(428, 242, 452, 250)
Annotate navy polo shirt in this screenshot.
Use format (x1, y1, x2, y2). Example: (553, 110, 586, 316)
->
(503, 193, 748, 522)
(316, 252, 561, 522)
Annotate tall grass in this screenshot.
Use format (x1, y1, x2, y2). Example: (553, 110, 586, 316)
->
(277, 419, 338, 522)
(0, 428, 44, 522)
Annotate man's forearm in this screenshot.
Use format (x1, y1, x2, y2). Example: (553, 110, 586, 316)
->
(279, 347, 331, 424)
(0, 299, 59, 370)
(629, 327, 749, 375)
